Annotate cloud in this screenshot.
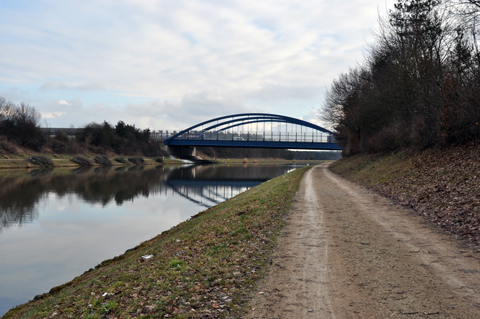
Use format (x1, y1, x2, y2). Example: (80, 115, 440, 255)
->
(0, 0, 396, 129)
(120, 90, 251, 130)
(41, 112, 66, 119)
(40, 82, 69, 90)
(247, 84, 323, 102)
(180, 91, 249, 117)
(302, 108, 331, 130)
(40, 81, 106, 91)
(0, 87, 32, 103)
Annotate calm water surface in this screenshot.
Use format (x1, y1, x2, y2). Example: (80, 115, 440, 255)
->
(0, 164, 299, 316)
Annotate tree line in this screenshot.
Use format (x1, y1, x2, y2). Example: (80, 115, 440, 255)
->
(323, 0, 480, 155)
(74, 120, 164, 156)
(0, 97, 165, 156)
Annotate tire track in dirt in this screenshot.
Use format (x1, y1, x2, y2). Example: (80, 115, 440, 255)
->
(246, 165, 335, 319)
(246, 164, 480, 318)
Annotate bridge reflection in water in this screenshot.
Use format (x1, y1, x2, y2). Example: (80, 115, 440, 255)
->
(163, 164, 293, 208)
(165, 180, 255, 208)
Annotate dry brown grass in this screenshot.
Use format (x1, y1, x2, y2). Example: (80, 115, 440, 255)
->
(330, 145, 480, 247)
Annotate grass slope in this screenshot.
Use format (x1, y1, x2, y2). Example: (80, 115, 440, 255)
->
(0, 154, 182, 169)
(4, 167, 310, 319)
(329, 145, 480, 247)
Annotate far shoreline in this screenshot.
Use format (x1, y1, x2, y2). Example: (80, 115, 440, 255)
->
(0, 153, 331, 170)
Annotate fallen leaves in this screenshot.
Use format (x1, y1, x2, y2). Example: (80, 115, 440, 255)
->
(331, 145, 480, 247)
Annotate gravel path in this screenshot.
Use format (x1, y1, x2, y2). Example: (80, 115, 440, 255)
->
(246, 164, 480, 318)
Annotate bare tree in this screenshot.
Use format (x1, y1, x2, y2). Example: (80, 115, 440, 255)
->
(0, 98, 45, 150)
(322, 0, 461, 153)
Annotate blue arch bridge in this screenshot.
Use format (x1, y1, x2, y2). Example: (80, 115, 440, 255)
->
(163, 113, 341, 157)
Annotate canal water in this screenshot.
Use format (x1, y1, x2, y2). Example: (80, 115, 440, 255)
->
(0, 163, 299, 316)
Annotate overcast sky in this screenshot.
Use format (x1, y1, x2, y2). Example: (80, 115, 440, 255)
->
(0, 0, 394, 131)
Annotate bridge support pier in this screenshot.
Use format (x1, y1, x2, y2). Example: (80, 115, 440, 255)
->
(167, 146, 197, 158)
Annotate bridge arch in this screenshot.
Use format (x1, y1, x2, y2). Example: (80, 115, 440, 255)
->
(163, 113, 341, 151)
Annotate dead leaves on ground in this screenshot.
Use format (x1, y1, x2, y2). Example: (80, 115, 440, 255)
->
(331, 145, 480, 246)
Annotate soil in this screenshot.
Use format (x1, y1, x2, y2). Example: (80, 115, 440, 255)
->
(245, 164, 480, 318)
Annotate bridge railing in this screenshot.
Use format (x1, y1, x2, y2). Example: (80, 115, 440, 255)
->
(150, 130, 178, 141)
(172, 130, 335, 144)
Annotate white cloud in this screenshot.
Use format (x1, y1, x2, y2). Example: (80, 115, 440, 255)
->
(41, 112, 66, 119)
(0, 0, 396, 130)
(302, 108, 331, 130)
(40, 82, 106, 91)
(247, 84, 323, 102)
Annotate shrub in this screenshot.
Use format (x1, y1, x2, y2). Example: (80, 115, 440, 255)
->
(127, 157, 145, 165)
(71, 156, 93, 167)
(114, 157, 128, 164)
(54, 130, 69, 143)
(26, 156, 54, 167)
(93, 155, 112, 166)
(0, 137, 19, 155)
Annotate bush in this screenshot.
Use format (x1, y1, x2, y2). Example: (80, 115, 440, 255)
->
(46, 136, 83, 155)
(50, 139, 70, 154)
(71, 156, 93, 167)
(114, 157, 128, 164)
(93, 155, 112, 166)
(127, 157, 145, 165)
(26, 156, 54, 167)
(54, 130, 70, 143)
(0, 137, 19, 155)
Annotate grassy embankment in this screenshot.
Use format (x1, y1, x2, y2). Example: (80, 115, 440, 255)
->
(0, 152, 327, 169)
(0, 154, 182, 169)
(329, 144, 480, 247)
(4, 166, 310, 318)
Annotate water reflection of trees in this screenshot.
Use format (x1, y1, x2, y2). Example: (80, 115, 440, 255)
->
(0, 167, 168, 232)
(0, 164, 295, 231)
(69, 167, 166, 206)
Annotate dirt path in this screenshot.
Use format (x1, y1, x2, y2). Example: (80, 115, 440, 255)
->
(246, 164, 480, 318)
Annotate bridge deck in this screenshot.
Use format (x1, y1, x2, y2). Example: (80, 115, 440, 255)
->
(166, 139, 342, 150)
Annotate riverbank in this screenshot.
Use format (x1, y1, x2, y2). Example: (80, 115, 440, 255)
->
(0, 152, 328, 169)
(3, 166, 309, 318)
(329, 144, 480, 248)
(0, 154, 183, 169)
